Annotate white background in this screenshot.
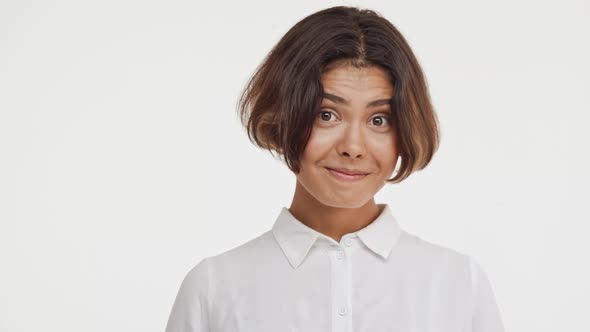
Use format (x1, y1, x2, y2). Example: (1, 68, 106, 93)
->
(1, 0, 588, 331)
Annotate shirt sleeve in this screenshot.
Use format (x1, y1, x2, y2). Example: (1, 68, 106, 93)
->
(165, 257, 211, 332)
(470, 257, 505, 332)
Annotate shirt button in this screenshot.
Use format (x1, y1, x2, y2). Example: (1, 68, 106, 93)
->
(344, 238, 353, 246)
(336, 250, 344, 260)
(338, 305, 348, 316)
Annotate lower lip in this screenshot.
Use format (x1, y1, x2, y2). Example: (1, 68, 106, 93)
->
(325, 168, 368, 182)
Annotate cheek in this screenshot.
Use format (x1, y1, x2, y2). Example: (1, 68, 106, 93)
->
(301, 129, 331, 162)
(371, 135, 399, 170)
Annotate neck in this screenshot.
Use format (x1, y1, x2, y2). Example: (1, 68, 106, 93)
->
(288, 180, 383, 243)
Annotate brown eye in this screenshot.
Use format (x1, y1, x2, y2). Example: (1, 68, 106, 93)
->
(318, 110, 336, 122)
(371, 116, 390, 127)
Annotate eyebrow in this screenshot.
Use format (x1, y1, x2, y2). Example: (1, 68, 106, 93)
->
(322, 92, 392, 108)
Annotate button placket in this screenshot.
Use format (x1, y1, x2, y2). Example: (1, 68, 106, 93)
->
(331, 239, 353, 332)
(338, 304, 348, 316)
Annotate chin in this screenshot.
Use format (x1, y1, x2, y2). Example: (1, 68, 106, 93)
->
(316, 190, 374, 209)
(297, 169, 377, 208)
(325, 199, 372, 209)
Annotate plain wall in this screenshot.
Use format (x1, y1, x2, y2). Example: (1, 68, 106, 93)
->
(1, 0, 588, 331)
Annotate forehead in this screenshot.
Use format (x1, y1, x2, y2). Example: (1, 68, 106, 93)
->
(320, 63, 393, 94)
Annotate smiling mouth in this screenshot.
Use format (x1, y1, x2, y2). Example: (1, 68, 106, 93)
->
(325, 167, 369, 182)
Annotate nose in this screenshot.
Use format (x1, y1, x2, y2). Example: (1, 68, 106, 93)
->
(336, 124, 366, 159)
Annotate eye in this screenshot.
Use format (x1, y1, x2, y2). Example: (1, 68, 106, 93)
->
(370, 115, 391, 127)
(317, 110, 337, 122)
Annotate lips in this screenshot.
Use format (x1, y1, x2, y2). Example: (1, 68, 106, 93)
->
(325, 167, 370, 182)
(325, 167, 369, 176)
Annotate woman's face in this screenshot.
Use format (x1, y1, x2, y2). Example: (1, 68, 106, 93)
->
(295, 63, 400, 208)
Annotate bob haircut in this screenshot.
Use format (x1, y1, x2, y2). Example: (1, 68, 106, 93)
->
(237, 6, 440, 183)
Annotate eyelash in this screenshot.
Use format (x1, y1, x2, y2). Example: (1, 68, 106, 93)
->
(316, 109, 391, 127)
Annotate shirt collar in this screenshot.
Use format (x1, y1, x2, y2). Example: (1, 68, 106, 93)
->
(271, 203, 403, 269)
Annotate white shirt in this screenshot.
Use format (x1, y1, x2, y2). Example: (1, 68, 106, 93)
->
(165, 204, 505, 332)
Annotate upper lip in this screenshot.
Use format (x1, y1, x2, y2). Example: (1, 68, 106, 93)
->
(326, 167, 369, 176)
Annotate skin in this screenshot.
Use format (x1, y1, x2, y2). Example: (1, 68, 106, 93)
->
(288, 62, 400, 243)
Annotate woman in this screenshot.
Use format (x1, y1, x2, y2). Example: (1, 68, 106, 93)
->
(165, 6, 504, 332)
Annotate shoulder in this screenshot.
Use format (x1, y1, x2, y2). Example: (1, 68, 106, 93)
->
(176, 256, 211, 298)
(397, 230, 476, 275)
(196, 230, 278, 274)
(400, 230, 499, 293)
(175, 231, 273, 295)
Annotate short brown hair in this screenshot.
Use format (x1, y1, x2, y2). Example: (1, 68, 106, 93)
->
(237, 6, 440, 183)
